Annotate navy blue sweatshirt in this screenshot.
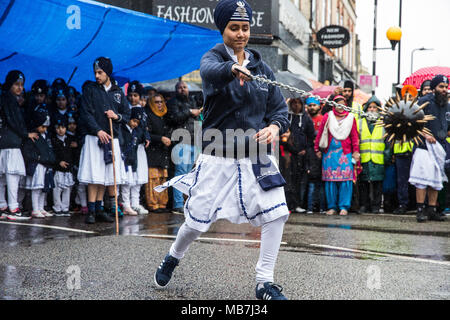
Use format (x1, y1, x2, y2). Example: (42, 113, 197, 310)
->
(0, 91, 29, 149)
(199, 43, 289, 157)
(79, 81, 130, 141)
(418, 94, 450, 149)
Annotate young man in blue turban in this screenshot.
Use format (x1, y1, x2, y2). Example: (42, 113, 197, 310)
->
(153, 0, 290, 300)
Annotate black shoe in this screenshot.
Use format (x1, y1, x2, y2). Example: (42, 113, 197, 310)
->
(427, 207, 446, 222)
(394, 205, 407, 215)
(85, 212, 95, 224)
(416, 205, 427, 223)
(96, 210, 114, 223)
(359, 206, 367, 213)
(154, 254, 179, 288)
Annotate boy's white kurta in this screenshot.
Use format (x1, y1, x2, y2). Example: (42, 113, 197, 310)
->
(77, 135, 126, 186)
(409, 140, 448, 191)
(0, 149, 26, 176)
(155, 154, 289, 233)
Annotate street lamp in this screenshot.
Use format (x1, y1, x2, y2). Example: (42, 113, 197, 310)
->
(386, 26, 402, 50)
(411, 47, 434, 74)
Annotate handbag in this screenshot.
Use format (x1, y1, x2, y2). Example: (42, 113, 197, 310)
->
(319, 117, 329, 149)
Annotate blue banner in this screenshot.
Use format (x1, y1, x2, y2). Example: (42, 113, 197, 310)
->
(0, 0, 221, 90)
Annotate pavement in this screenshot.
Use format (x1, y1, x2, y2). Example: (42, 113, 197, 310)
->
(0, 211, 449, 301)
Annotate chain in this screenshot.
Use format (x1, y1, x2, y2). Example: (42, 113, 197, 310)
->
(237, 70, 378, 121)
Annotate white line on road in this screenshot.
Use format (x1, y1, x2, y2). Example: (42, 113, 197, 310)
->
(310, 244, 450, 266)
(0, 221, 96, 234)
(138, 233, 288, 245)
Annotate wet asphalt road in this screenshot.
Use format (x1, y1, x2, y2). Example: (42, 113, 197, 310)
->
(0, 211, 449, 300)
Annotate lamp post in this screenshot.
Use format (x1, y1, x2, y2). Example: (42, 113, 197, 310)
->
(411, 47, 434, 74)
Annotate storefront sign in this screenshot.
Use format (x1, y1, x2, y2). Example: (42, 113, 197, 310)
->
(317, 25, 350, 48)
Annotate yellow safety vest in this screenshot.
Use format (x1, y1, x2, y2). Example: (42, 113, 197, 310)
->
(358, 118, 385, 165)
(447, 137, 450, 143)
(393, 141, 414, 154)
(352, 102, 363, 123)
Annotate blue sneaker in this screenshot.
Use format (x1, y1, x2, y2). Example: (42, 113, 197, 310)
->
(154, 254, 179, 288)
(255, 282, 288, 300)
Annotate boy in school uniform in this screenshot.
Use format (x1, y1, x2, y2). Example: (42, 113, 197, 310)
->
(51, 118, 76, 216)
(22, 109, 57, 218)
(120, 107, 149, 215)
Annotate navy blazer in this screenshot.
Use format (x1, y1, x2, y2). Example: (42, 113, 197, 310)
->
(199, 43, 289, 157)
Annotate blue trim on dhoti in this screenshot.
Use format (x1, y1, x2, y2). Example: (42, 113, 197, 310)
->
(237, 162, 287, 221)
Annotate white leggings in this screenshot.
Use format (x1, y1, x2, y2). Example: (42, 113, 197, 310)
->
(53, 186, 71, 212)
(169, 217, 286, 283)
(0, 174, 21, 211)
(31, 189, 47, 212)
(120, 184, 142, 209)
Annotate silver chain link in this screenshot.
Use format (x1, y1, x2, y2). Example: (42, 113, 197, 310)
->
(239, 70, 379, 121)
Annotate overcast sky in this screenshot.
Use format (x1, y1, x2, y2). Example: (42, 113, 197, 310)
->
(355, 0, 450, 100)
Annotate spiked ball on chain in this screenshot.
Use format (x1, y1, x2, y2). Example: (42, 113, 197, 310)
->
(235, 69, 435, 144)
(376, 93, 435, 147)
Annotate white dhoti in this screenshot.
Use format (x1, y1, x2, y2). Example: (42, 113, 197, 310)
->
(155, 154, 289, 233)
(78, 135, 126, 186)
(0, 148, 26, 210)
(135, 144, 148, 185)
(409, 141, 448, 191)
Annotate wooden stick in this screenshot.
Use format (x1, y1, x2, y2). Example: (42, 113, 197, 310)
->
(109, 118, 119, 236)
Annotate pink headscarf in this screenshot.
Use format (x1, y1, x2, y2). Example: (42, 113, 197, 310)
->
(332, 95, 349, 116)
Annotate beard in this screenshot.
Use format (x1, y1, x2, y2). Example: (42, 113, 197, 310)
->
(308, 108, 319, 116)
(435, 91, 448, 107)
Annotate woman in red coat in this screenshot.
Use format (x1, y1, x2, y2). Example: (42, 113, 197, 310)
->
(314, 95, 360, 216)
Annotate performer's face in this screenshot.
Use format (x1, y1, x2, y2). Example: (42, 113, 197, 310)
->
(223, 21, 250, 52)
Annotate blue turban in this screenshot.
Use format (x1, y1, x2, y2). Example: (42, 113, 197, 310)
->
(214, 0, 253, 34)
(306, 97, 320, 105)
(430, 74, 449, 90)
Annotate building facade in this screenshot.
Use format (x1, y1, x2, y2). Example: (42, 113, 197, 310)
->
(97, 0, 365, 85)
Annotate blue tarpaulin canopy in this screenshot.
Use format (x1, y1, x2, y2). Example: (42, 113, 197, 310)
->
(0, 0, 221, 90)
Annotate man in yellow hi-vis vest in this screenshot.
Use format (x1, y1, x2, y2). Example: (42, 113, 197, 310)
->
(357, 96, 390, 213)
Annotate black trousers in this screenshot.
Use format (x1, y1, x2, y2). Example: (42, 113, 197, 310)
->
(359, 180, 383, 211)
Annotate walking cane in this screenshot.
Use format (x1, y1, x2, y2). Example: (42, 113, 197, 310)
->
(109, 118, 119, 235)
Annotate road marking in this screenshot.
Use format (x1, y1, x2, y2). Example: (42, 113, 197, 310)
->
(0, 221, 96, 234)
(310, 244, 450, 266)
(139, 233, 288, 245)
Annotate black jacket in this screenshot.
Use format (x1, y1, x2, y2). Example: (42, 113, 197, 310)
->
(0, 91, 29, 149)
(288, 112, 315, 154)
(22, 133, 56, 176)
(79, 81, 130, 141)
(51, 135, 77, 172)
(145, 108, 172, 169)
(166, 93, 200, 146)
